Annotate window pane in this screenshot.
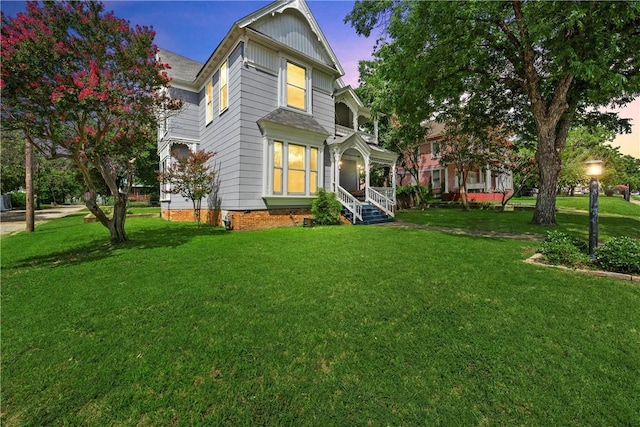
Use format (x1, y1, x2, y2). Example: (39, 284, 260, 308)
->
(288, 170, 305, 194)
(286, 61, 306, 110)
(287, 86, 305, 110)
(310, 171, 317, 194)
(274, 168, 282, 194)
(220, 61, 228, 111)
(288, 144, 305, 170)
(310, 147, 318, 171)
(274, 141, 282, 167)
(206, 81, 213, 123)
(220, 61, 227, 86)
(287, 62, 305, 88)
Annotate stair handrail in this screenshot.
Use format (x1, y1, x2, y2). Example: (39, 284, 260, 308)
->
(367, 187, 396, 218)
(336, 185, 363, 223)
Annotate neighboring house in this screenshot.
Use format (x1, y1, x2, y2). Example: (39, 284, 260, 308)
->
(157, 0, 398, 230)
(397, 122, 514, 202)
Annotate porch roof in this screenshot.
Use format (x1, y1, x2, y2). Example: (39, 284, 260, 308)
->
(327, 132, 398, 165)
(258, 108, 330, 137)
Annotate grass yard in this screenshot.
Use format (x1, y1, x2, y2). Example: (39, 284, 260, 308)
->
(2, 213, 639, 425)
(399, 196, 640, 241)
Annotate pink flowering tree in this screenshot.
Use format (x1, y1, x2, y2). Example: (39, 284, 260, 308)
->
(158, 150, 217, 228)
(1, 1, 180, 242)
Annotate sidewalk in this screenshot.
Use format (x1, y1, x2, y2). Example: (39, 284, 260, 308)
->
(0, 205, 86, 235)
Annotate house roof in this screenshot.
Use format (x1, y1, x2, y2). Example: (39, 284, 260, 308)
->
(160, 0, 344, 89)
(236, 0, 344, 76)
(156, 49, 203, 83)
(258, 108, 330, 136)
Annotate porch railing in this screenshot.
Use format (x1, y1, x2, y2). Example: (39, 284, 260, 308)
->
(337, 185, 363, 224)
(367, 187, 395, 218)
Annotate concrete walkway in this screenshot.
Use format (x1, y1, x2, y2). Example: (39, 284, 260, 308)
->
(0, 205, 86, 235)
(380, 220, 545, 241)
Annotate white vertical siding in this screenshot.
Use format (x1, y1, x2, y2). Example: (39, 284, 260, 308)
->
(246, 41, 279, 74)
(249, 10, 332, 67)
(312, 69, 332, 93)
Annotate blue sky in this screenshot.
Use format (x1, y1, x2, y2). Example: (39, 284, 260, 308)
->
(1, 0, 375, 87)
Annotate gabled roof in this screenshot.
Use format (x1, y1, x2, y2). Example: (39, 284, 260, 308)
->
(161, 0, 344, 89)
(236, 0, 344, 76)
(157, 49, 203, 84)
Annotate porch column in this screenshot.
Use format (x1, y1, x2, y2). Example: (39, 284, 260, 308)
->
(485, 167, 492, 192)
(444, 168, 449, 193)
(332, 149, 341, 191)
(392, 163, 397, 204)
(364, 156, 371, 191)
(374, 118, 379, 143)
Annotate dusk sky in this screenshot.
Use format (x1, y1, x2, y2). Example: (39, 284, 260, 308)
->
(2, 0, 637, 156)
(1, 0, 376, 88)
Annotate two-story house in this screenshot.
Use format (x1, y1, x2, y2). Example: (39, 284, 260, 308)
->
(157, 0, 398, 230)
(397, 122, 514, 202)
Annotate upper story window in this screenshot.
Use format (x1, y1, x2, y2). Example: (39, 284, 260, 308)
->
(219, 60, 228, 113)
(205, 80, 213, 124)
(286, 61, 307, 111)
(431, 141, 441, 159)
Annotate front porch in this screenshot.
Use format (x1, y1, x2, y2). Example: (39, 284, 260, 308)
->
(327, 132, 399, 224)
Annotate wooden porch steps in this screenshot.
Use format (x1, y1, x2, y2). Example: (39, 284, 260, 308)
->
(342, 203, 393, 225)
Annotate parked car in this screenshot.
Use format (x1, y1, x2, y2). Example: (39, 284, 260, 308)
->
(521, 188, 539, 197)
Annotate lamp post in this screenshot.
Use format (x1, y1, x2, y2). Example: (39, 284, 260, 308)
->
(586, 160, 603, 260)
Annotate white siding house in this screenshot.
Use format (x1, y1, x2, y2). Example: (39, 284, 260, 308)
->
(158, 0, 398, 230)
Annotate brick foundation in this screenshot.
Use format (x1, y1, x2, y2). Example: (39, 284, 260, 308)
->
(161, 209, 221, 226)
(161, 208, 313, 231)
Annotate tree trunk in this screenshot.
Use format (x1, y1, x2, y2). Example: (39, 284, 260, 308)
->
(109, 193, 129, 243)
(25, 138, 34, 232)
(532, 134, 561, 225)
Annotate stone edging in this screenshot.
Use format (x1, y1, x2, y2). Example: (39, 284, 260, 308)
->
(524, 253, 639, 282)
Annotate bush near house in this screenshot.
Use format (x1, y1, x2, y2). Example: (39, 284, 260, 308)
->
(311, 188, 342, 225)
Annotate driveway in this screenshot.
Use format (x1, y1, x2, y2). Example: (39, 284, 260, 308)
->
(0, 205, 86, 235)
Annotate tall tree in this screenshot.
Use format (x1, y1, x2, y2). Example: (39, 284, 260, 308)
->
(1, 1, 180, 242)
(347, 0, 640, 225)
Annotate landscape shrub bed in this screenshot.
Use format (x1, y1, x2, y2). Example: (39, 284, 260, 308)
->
(538, 231, 640, 275)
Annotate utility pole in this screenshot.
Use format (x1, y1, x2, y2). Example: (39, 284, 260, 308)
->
(25, 136, 34, 232)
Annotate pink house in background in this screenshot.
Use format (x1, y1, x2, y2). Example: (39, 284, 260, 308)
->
(397, 122, 514, 202)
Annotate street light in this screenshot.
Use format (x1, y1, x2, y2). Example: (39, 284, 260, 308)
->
(586, 160, 603, 260)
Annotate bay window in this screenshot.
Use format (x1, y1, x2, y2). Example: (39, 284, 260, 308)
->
(270, 140, 319, 196)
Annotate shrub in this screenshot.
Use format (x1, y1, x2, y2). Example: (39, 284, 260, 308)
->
(538, 231, 589, 267)
(594, 237, 640, 274)
(311, 188, 342, 225)
(9, 191, 26, 208)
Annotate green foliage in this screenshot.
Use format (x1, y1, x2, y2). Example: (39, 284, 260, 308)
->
(538, 231, 589, 267)
(10, 191, 26, 208)
(158, 149, 216, 227)
(347, 0, 640, 225)
(311, 188, 342, 225)
(595, 237, 640, 275)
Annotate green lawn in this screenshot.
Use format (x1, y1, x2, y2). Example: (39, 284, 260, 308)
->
(2, 213, 639, 425)
(399, 196, 640, 241)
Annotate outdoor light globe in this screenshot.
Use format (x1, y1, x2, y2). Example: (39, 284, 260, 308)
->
(586, 160, 603, 177)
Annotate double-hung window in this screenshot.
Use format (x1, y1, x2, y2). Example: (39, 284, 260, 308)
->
(219, 60, 228, 113)
(205, 80, 213, 124)
(271, 141, 319, 196)
(286, 61, 307, 111)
